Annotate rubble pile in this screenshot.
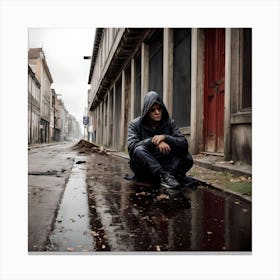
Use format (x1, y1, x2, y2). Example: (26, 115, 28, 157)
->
(72, 139, 112, 155)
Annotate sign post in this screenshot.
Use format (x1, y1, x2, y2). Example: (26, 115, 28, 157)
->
(83, 116, 89, 140)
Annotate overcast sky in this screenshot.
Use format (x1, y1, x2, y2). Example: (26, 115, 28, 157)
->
(28, 28, 95, 130)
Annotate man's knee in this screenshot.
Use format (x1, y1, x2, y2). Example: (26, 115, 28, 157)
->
(132, 145, 147, 161)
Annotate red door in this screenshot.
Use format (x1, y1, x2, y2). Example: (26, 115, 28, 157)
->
(204, 29, 225, 153)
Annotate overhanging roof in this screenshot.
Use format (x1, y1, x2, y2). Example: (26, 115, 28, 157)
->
(89, 28, 149, 111)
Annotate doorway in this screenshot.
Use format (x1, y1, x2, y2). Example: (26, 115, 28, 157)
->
(203, 28, 225, 153)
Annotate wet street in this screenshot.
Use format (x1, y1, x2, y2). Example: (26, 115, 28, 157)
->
(29, 143, 251, 252)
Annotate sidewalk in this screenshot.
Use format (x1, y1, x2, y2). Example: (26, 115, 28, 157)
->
(110, 151, 252, 202)
(28, 141, 67, 150)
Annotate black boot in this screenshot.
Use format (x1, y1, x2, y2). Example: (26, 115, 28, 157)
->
(160, 171, 180, 189)
(176, 174, 199, 189)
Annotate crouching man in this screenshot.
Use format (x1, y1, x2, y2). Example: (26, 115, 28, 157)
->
(127, 91, 194, 189)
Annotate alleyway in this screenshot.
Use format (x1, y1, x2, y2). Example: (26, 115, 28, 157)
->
(28, 142, 251, 252)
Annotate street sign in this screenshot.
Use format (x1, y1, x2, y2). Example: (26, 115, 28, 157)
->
(83, 116, 89, 125)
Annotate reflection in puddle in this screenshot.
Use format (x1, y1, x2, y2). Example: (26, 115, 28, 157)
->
(87, 154, 252, 252)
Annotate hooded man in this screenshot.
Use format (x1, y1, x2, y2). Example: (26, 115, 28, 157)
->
(127, 91, 194, 188)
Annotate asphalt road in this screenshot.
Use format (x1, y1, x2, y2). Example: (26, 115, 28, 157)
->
(28, 142, 76, 251)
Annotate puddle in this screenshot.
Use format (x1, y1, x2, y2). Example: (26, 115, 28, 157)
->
(86, 154, 252, 252)
(47, 157, 94, 252)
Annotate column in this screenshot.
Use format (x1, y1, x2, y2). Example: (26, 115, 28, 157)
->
(120, 70, 126, 150)
(130, 58, 135, 120)
(141, 42, 149, 108)
(224, 28, 232, 160)
(163, 28, 174, 115)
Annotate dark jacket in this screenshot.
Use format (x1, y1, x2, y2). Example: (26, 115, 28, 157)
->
(127, 91, 189, 158)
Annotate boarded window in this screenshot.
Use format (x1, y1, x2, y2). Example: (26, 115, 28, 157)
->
(135, 55, 141, 117)
(241, 28, 252, 109)
(148, 30, 163, 98)
(172, 28, 191, 127)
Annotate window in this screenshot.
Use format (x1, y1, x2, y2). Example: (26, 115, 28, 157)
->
(240, 28, 252, 110)
(172, 28, 192, 127)
(147, 30, 163, 98)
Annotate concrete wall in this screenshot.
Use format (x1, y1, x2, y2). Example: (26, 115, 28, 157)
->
(231, 125, 252, 164)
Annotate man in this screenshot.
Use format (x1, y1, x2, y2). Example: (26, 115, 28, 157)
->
(127, 91, 194, 188)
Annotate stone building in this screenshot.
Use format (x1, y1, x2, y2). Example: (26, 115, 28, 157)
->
(28, 48, 53, 143)
(57, 99, 68, 141)
(87, 28, 252, 164)
(51, 89, 61, 141)
(28, 65, 41, 144)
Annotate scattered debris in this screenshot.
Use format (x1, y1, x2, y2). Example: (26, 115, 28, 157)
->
(156, 194, 170, 200)
(91, 231, 99, 237)
(155, 245, 161, 251)
(28, 170, 57, 176)
(76, 160, 86, 164)
(136, 191, 147, 196)
(230, 176, 251, 183)
(72, 139, 114, 155)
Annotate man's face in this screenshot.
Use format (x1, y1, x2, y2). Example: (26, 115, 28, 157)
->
(148, 103, 162, 122)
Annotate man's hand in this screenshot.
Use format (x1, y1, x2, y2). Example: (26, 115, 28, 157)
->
(152, 135, 165, 145)
(158, 141, 171, 155)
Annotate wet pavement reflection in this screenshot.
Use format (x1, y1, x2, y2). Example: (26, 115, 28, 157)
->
(86, 153, 252, 252)
(48, 156, 94, 252)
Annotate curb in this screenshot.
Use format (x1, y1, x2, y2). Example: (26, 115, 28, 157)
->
(193, 159, 251, 177)
(28, 142, 69, 150)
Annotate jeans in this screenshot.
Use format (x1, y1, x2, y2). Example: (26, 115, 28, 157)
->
(129, 145, 193, 183)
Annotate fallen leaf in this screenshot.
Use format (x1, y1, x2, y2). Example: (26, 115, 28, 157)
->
(91, 231, 99, 237)
(157, 194, 169, 200)
(136, 191, 146, 196)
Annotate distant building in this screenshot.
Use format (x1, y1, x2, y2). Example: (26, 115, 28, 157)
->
(67, 114, 81, 141)
(88, 28, 252, 164)
(28, 48, 53, 143)
(57, 99, 68, 141)
(28, 65, 41, 144)
(51, 89, 61, 141)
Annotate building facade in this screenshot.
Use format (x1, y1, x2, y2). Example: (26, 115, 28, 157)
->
(88, 28, 252, 164)
(29, 48, 53, 143)
(28, 48, 81, 144)
(28, 65, 41, 144)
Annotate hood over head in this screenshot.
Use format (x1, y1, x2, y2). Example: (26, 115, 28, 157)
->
(141, 91, 169, 125)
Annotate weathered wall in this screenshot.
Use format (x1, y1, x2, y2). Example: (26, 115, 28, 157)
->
(231, 124, 252, 164)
